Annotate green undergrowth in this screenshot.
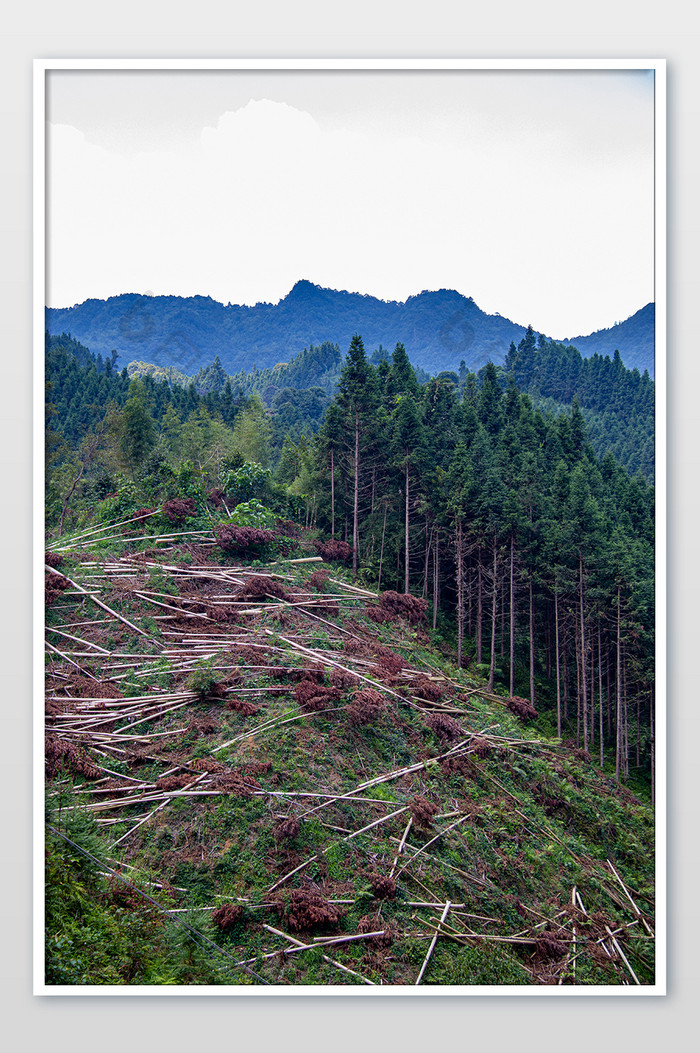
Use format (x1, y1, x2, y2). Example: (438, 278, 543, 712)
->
(44, 537, 656, 988)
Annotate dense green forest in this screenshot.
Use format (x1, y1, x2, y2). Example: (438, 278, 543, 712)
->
(46, 328, 655, 789)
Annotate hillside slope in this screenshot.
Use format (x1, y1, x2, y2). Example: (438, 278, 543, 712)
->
(562, 304, 655, 379)
(44, 516, 655, 989)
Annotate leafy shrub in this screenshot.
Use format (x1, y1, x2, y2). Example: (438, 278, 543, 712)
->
(229, 499, 277, 528)
(222, 462, 272, 505)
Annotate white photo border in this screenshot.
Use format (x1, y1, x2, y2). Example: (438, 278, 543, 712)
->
(33, 56, 667, 997)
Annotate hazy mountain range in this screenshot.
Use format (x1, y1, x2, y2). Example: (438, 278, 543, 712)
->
(46, 280, 655, 379)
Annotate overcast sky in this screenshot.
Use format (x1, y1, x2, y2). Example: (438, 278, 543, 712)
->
(46, 68, 655, 339)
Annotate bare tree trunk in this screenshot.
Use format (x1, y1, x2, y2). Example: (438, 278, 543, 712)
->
(529, 577, 535, 707)
(598, 624, 604, 768)
(590, 641, 595, 749)
(423, 519, 430, 600)
(575, 621, 581, 747)
(330, 448, 335, 538)
(650, 687, 655, 805)
(555, 586, 562, 739)
(404, 458, 410, 594)
(579, 551, 589, 755)
(377, 500, 388, 592)
(456, 521, 464, 669)
(510, 535, 515, 698)
(488, 537, 498, 691)
(477, 553, 483, 665)
(432, 533, 439, 632)
(352, 409, 360, 576)
(616, 585, 622, 782)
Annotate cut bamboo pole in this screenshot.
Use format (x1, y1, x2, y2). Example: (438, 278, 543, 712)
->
(395, 815, 472, 877)
(606, 925, 641, 985)
(46, 567, 163, 648)
(607, 859, 654, 936)
(45, 640, 100, 680)
(110, 772, 209, 847)
(267, 806, 408, 893)
(260, 925, 375, 985)
(390, 817, 413, 877)
(415, 901, 451, 984)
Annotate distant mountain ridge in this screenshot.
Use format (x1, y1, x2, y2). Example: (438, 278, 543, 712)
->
(561, 303, 655, 377)
(46, 280, 654, 378)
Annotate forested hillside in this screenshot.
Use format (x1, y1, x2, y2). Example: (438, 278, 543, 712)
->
(46, 331, 655, 782)
(44, 324, 656, 988)
(45, 282, 654, 379)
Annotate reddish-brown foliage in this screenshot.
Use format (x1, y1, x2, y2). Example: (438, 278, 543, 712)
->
(187, 716, 219, 735)
(65, 673, 123, 699)
(275, 817, 301, 841)
(368, 874, 397, 899)
(534, 934, 569, 961)
(411, 677, 445, 703)
(365, 605, 392, 625)
(240, 760, 272, 776)
(470, 736, 492, 759)
(330, 668, 356, 690)
(208, 487, 225, 508)
(425, 713, 464, 742)
(226, 697, 260, 717)
(189, 758, 225, 773)
(45, 735, 100, 780)
(346, 688, 387, 726)
(314, 539, 353, 563)
(294, 679, 342, 713)
(307, 569, 331, 591)
(375, 652, 405, 675)
(45, 551, 64, 569)
(409, 795, 439, 828)
(215, 524, 277, 553)
(237, 575, 289, 602)
(211, 904, 244, 932)
(45, 571, 69, 607)
(161, 498, 197, 523)
(134, 507, 156, 523)
(278, 888, 344, 932)
(379, 591, 428, 624)
(214, 772, 259, 796)
(507, 696, 539, 721)
(156, 774, 194, 791)
(357, 913, 395, 947)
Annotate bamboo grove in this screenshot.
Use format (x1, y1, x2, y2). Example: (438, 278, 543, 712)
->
(304, 335, 655, 793)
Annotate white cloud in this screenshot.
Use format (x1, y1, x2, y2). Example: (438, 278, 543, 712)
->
(47, 77, 654, 337)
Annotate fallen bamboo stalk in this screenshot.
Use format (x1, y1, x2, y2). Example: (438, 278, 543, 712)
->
(260, 925, 375, 985)
(605, 925, 641, 985)
(55, 509, 160, 548)
(46, 566, 163, 648)
(607, 859, 654, 936)
(45, 641, 100, 680)
(415, 901, 451, 984)
(390, 817, 413, 877)
(46, 628, 111, 654)
(110, 772, 209, 848)
(267, 806, 408, 893)
(395, 814, 472, 877)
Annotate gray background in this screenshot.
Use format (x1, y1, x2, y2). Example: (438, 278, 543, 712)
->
(2, 3, 695, 1051)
